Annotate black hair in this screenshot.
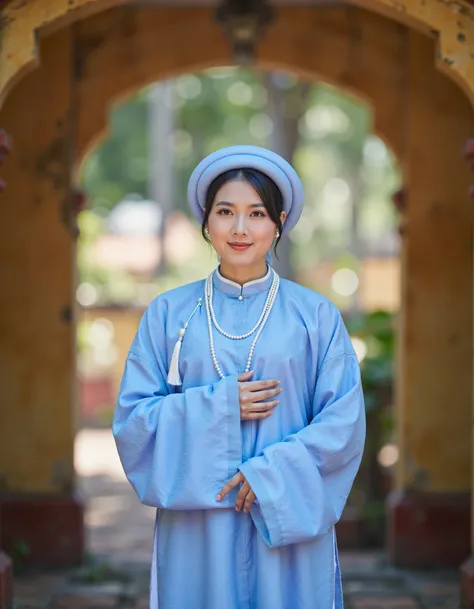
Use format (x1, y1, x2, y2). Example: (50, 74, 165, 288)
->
(201, 168, 283, 255)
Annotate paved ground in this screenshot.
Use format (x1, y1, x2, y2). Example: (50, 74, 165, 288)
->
(12, 429, 461, 609)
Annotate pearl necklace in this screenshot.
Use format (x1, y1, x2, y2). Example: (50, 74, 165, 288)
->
(207, 269, 279, 340)
(205, 269, 280, 379)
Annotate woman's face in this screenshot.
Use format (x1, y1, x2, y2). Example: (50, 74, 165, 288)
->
(206, 179, 285, 270)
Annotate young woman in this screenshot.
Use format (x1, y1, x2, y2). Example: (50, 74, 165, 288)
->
(113, 145, 366, 609)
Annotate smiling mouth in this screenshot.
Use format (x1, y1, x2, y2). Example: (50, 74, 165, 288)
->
(228, 242, 252, 250)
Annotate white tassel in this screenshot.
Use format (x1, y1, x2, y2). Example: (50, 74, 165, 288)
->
(167, 329, 185, 386)
(167, 297, 203, 387)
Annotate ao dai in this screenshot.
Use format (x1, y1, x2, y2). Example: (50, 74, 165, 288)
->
(113, 266, 366, 609)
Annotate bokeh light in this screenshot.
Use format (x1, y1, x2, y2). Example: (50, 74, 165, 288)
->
(227, 81, 253, 105)
(331, 268, 359, 296)
(77, 283, 98, 307)
(176, 75, 202, 100)
(350, 337, 368, 363)
(378, 443, 399, 468)
(249, 113, 273, 139)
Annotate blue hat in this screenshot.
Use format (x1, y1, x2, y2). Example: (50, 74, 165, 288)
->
(187, 145, 304, 235)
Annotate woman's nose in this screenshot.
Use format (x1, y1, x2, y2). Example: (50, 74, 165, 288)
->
(232, 215, 248, 235)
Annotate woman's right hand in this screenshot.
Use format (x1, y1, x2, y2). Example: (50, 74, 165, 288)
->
(237, 371, 282, 420)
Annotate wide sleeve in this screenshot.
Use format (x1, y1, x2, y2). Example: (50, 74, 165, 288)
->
(112, 296, 242, 510)
(238, 306, 366, 548)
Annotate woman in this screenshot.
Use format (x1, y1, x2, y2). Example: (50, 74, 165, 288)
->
(113, 145, 366, 609)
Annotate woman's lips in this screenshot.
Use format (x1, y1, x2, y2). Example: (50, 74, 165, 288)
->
(228, 242, 252, 251)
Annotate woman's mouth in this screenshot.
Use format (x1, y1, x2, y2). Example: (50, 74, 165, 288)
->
(228, 242, 252, 251)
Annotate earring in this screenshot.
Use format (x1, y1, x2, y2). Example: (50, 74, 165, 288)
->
(275, 230, 280, 238)
(204, 227, 209, 236)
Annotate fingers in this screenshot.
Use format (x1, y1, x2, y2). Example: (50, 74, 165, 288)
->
(251, 399, 280, 412)
(243, 489, 256, 513)
(241, 400, 280, 420)
(237, 370, 254, 382)
(235, 482, 257, 513)
(243, 387, 283, 404)
(235, 481, 250, 512)
(239, 377, 283, 422)
(241, 378, 280, 392)
(216, 472, 243, 502)
(216, 472, 257, 514)
(240, 387, 282, 405)
(241, 411, 274, 420)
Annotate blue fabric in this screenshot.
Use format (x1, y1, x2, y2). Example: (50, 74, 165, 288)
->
(113, 269, 366, 609)
(187, 145, 304, 235)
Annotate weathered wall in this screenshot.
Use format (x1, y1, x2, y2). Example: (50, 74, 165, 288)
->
(0, 29, 75, 494)
(2, 0, 474, 108)
(396, 31, 473, 493)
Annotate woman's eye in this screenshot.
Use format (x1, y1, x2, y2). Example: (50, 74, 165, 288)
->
(251, 211, 266, 217)
(217, 209, 232, 216)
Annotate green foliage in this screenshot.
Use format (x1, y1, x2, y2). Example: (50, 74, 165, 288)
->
(10, 538, 31, 572)
(81, 92, 150, 211)
(345, 310, 396, 541)
(71, 560, 131, 584)
(76, 210, 108, 286)
(346, 310, 395, 415)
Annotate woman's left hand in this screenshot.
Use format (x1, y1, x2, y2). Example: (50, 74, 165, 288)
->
(216, 472, 256, 512)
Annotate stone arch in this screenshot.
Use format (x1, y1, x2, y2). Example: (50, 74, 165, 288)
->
(1, 0, 474, 110)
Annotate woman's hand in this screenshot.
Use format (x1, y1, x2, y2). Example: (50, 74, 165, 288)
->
(216, 471, 256, 512)
(237, 370, 282, 420)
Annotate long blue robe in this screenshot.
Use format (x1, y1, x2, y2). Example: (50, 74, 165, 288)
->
(113, 266, 366, 609)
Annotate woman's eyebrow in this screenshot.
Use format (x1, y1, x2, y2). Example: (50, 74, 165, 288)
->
(215, 201, 265, 208)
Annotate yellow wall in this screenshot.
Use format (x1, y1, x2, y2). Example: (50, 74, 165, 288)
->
(0, 30, 76, 493)
(2, 0, 474, 110)
(396, 32, 473, 492)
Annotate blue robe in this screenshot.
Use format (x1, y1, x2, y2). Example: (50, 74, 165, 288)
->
(113, 266, 366, 609)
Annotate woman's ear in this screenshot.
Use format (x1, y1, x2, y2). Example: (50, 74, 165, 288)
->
(280, 211, 287, 226)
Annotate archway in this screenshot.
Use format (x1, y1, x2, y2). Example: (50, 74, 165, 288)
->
(0, 1, 473, 606)
(2, 0, 474, 107)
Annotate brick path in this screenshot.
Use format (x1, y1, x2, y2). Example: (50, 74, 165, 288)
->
(12, 430, 461, 609)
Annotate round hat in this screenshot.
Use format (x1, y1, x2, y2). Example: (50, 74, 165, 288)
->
(187, 145, 304, 235)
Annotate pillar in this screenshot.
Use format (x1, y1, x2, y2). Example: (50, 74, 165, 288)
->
(388, 31, 473, 568)
(460, 140, 474, 608)
(0, 29, 83, 567)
